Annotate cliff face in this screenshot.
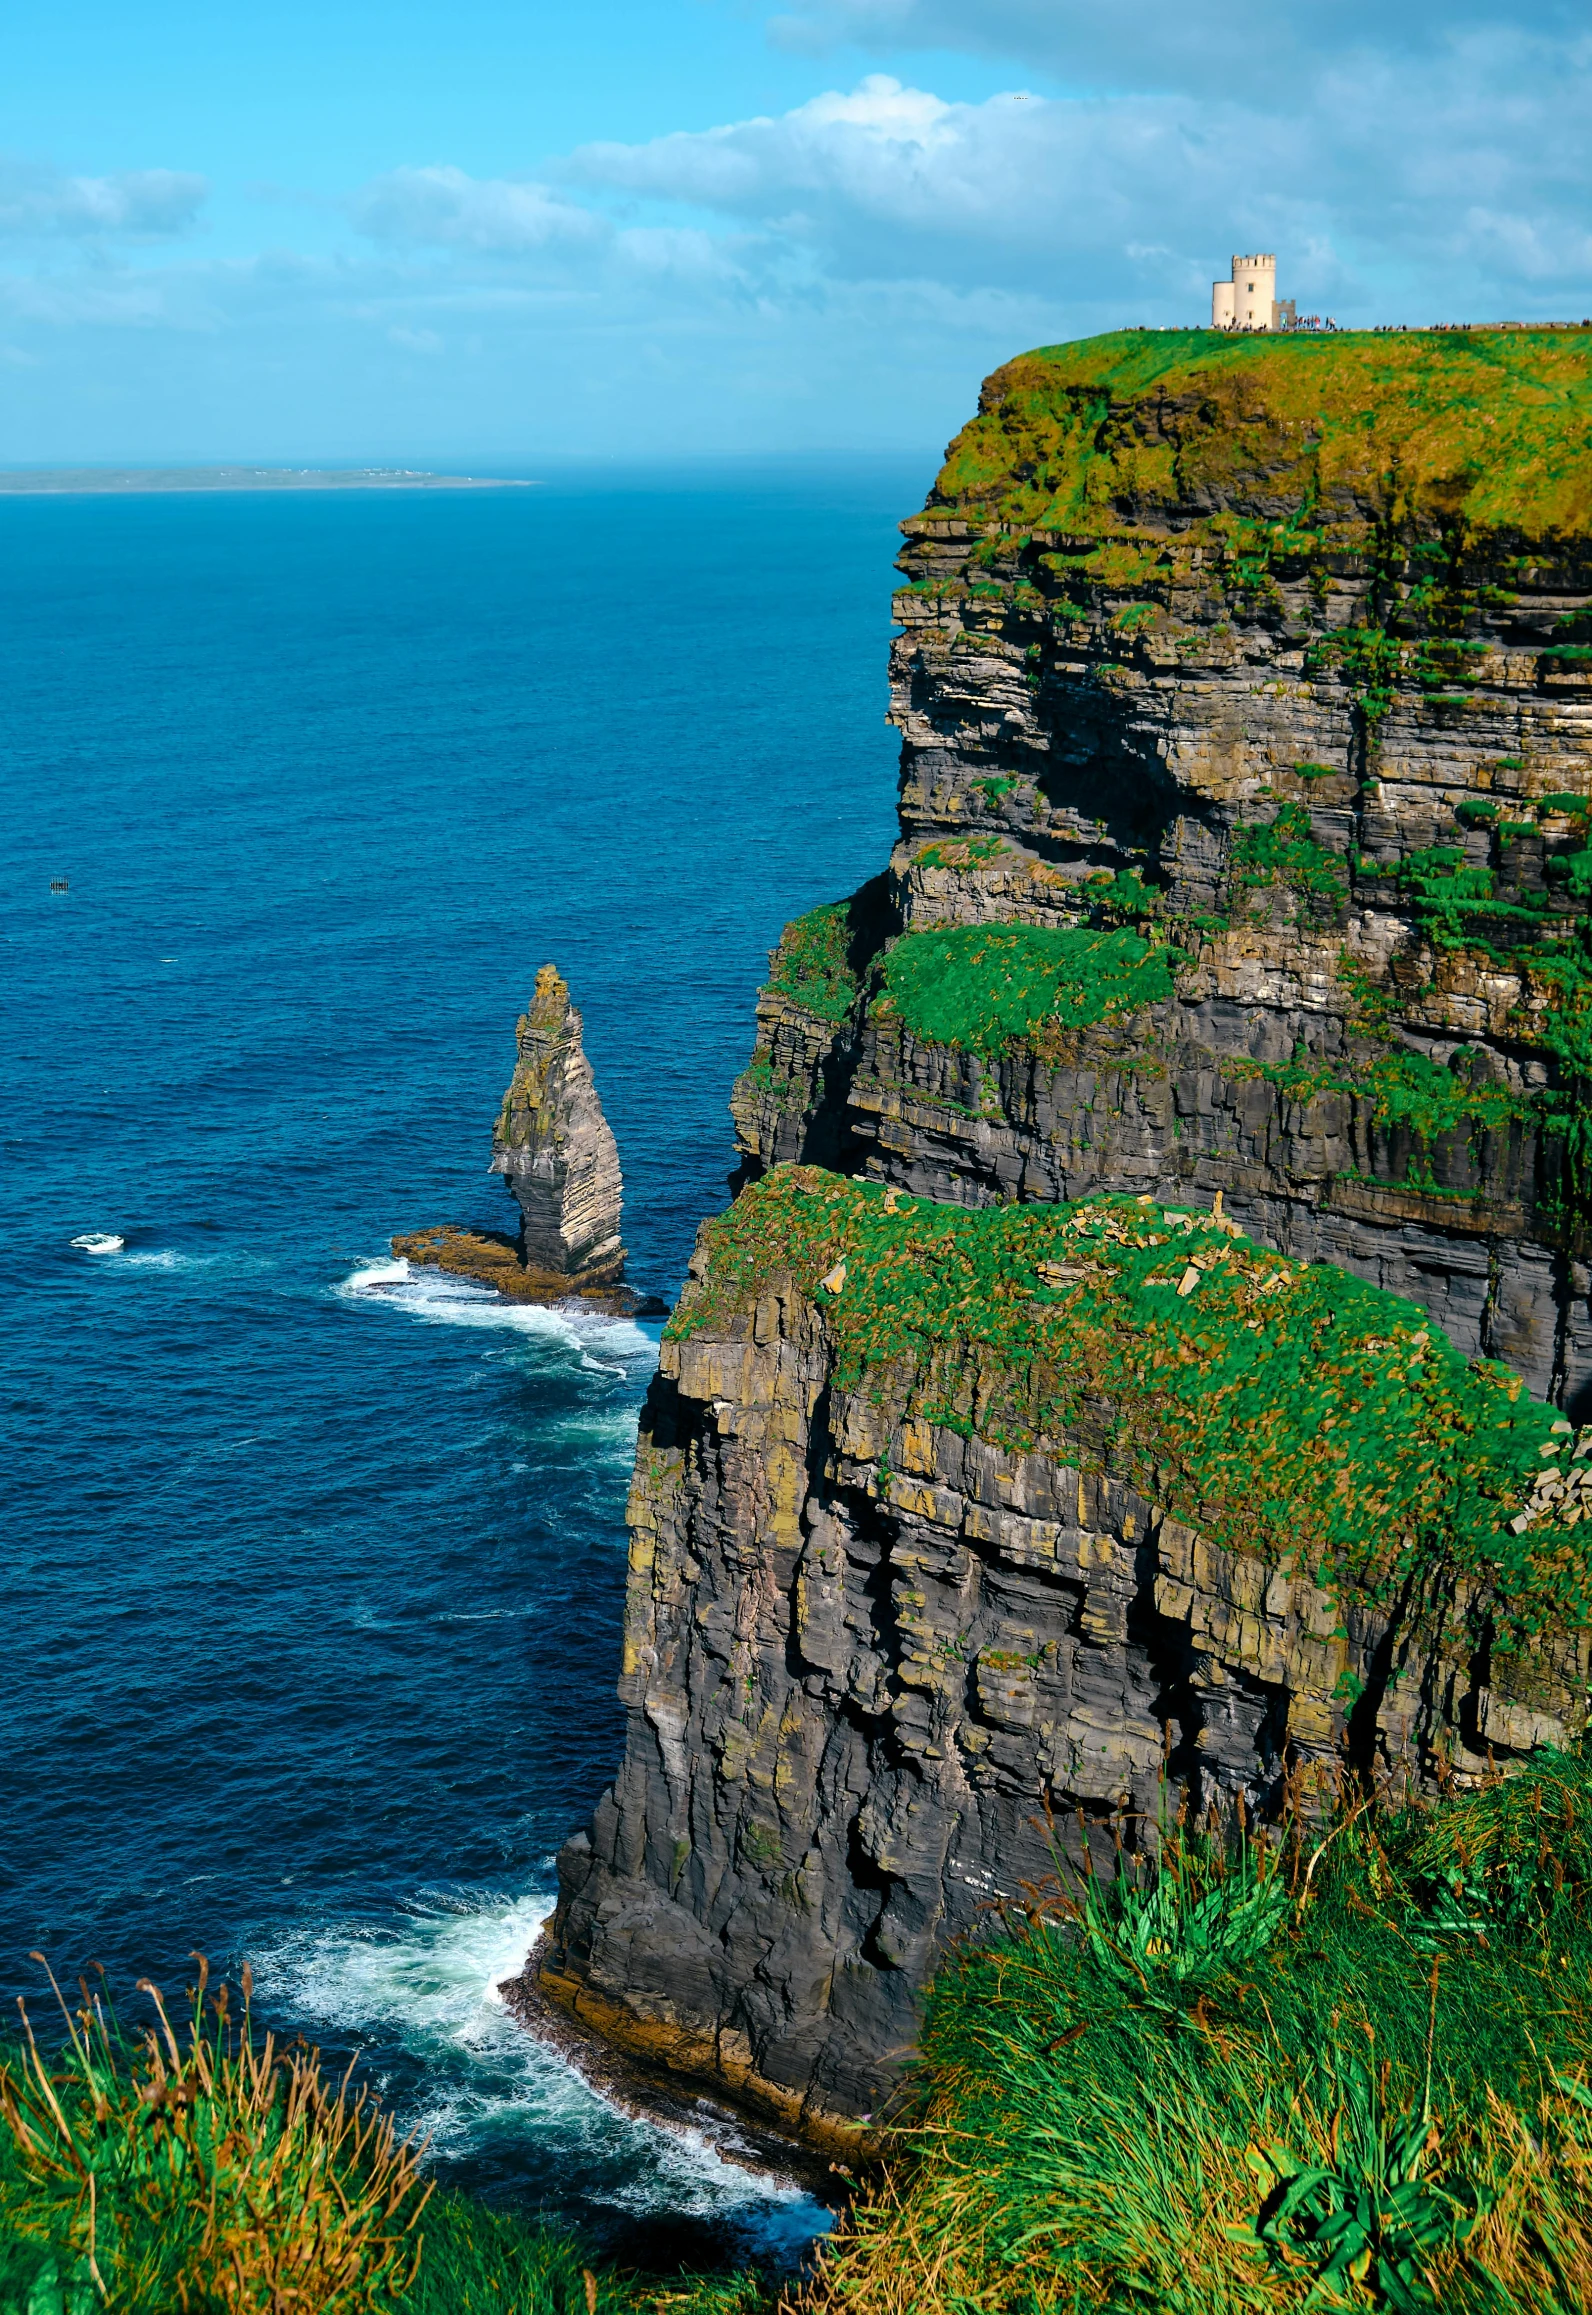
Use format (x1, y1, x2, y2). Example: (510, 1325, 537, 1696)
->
(546, 329, 1592, 2140)
(733, 329, 1592, 1407)
(492, 964, 625, 1287)
(548, 1170, 1589, 2136)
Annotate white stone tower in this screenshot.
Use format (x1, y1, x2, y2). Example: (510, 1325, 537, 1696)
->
(1211, 254, 1282, 330)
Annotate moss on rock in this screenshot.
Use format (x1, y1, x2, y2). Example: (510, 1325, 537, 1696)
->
(930, 327, 1592, 551)
(669, 1167, 1590, 1645)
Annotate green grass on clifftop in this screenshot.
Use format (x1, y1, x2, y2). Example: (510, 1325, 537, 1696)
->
(929, 327, 1592, 547)
(669, 1168, 1588, 1645)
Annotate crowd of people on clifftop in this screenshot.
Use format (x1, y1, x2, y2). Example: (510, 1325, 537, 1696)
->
(1377, 318, 1592, 331)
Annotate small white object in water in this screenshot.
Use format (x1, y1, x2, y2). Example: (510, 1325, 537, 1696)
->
(71, 1233, 125, 1254)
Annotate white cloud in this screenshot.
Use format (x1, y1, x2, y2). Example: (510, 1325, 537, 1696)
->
(0, 160, 205, 242)
(353, 165, 608, 254)
(1455, 208, 1592, 287)
(559, 49, 1592, 315)
(611, 224, 757, 286)
(567, 76, 979, 224)
(563, 76, 1279, 295)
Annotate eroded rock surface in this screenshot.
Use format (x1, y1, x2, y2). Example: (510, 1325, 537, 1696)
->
(492, 964, 625, 1287)
(546, 1176, 1587, 2138)
(732, 332, 1592, 1407)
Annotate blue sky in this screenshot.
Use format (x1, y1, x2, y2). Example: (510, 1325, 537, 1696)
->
(2, 0, 1589, 462)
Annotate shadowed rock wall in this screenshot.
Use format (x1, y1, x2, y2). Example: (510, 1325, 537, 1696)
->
(545, 1209, 1586, 2136)
(733, 333, 1592, 1410)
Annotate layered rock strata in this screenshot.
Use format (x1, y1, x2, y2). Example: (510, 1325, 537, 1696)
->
(397, 964, 637, 1307)
(732, 329, 1592, 1410)
(545, 329, 1592, 2139)
(493, 963, 625, 1286)
(546, 1171, 1589, 2135)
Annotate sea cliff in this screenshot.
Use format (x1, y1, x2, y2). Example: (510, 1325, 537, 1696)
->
(543, 327, 1592, 2139)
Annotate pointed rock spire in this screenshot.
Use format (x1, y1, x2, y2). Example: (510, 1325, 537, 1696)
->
(491, 964, 625, 1286)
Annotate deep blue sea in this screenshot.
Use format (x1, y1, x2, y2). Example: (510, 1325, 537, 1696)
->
(0, 463, 921, 2266)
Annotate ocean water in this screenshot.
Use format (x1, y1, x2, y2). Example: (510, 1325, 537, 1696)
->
(0, 461, 920, 2264)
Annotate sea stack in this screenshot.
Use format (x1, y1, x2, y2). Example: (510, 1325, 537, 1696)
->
(491, 964, 625, 1289)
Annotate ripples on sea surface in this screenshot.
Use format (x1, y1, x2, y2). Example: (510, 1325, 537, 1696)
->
(0, 462, 921, 2262)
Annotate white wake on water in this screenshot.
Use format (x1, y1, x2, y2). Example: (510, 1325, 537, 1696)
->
(69, 1239, 212, 1270)
(250, 1889, 825, 2248)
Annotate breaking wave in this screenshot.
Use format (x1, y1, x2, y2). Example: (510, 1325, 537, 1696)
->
(250, 1888, 827, 2262)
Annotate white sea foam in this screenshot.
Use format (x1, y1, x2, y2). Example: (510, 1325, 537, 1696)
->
(337, 1256, 655, 1368)
(255, 1888, 553, 2071)
(71, 1239, 253, 1276)
(341, 1258, 412, 1292)
(304, 1278, 793, 2236)
(538, 1404, 645, 1454)
(250, 1889, 825, 2248)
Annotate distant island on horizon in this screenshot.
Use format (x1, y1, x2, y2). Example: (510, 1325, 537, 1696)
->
(0, 466, 538, 495)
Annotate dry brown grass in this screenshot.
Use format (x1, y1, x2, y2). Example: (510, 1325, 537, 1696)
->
(0, 1956, 429, 2314)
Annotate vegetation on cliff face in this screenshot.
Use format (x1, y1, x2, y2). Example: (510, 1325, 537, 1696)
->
(929, 327, 1592, 549)
(748, 792, 1592, 1219)
(764, 904, 861, 1025)
(669, 1168, 1588, 1643)
(873, 924, 1177, 1055)
(760, 881, 892, 1028)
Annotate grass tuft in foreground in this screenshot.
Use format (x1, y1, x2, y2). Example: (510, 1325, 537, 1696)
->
(0, 1956, 429, 2314)
(801, 1756, 1592, 2314)
(6, 1767, 1592, 2311)
(0, 1962, 771, 2315)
